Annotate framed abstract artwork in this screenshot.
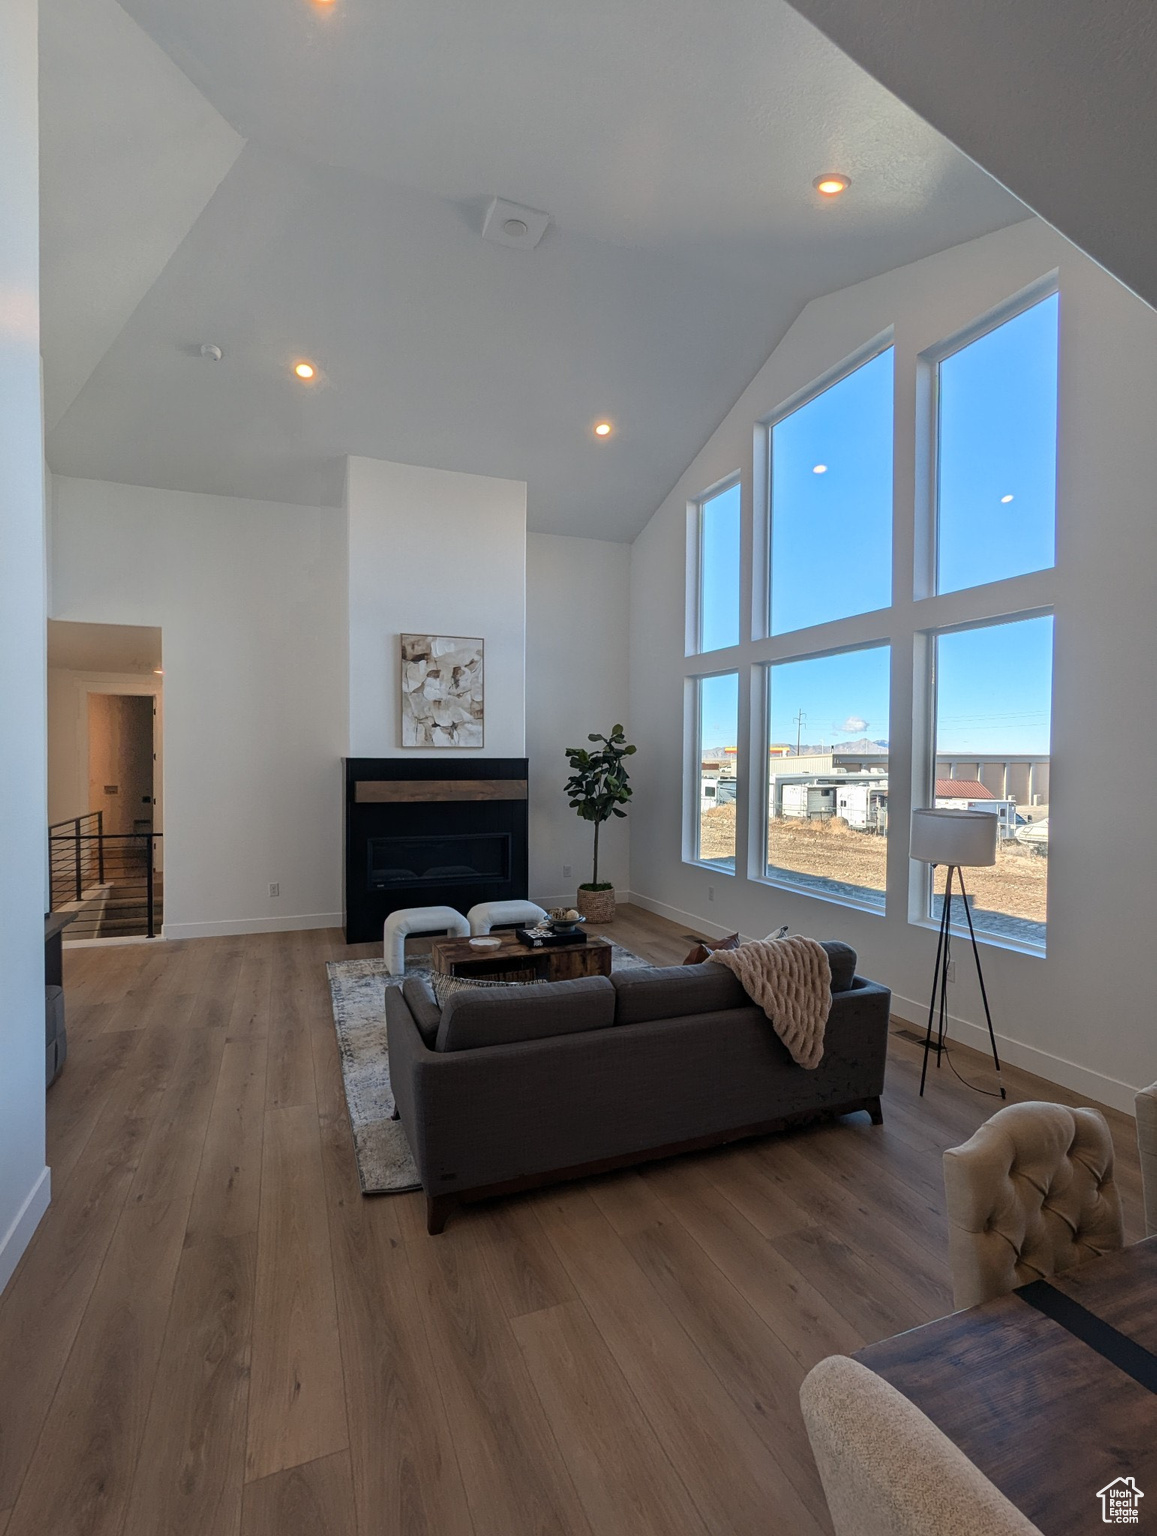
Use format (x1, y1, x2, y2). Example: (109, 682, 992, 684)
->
(400, 634, 484, 747)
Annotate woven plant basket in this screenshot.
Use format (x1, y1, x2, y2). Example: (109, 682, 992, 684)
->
(577, 886, 616, 923)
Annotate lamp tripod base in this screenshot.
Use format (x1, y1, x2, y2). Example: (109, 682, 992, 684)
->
(919, 864, 1006, 1099)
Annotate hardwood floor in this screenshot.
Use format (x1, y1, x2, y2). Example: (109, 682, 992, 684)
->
(0, 907, 1144, 1535)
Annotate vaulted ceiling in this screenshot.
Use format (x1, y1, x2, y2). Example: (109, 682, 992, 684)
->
(783, 0, 1157, 314)
(40, 0, 1028, 538)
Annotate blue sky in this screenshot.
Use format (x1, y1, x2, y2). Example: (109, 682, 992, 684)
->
(699, 481, 741, 651)
(768, 646, 889, 750)
(938, 293, 1058, 594)
(937, 615, 1053, 755)
(771, 347, 894, 635)
(696, 293, 1058, 759)
(699, 671, 739, 753)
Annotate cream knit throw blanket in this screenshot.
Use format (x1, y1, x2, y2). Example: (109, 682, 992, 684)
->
(709, 936, 832, 1069)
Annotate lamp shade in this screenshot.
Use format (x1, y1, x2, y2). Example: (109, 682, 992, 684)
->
(910, 807, 998, 867)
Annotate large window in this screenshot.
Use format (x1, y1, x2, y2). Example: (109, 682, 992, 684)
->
(770, 348, 893, 635)
(765, 646, 890, 908)
(937, 293, 1058, 594)
(695, 672, 739, 868)
(697, 480, 741, 652)
(931, 615, 1052, 947)
(680, 281, 1060, 947)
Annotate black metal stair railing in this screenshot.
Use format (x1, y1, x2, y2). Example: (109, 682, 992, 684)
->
(48, 813, 164, 939)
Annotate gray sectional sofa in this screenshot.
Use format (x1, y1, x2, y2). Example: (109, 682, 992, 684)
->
(384, 941, 891, 1232)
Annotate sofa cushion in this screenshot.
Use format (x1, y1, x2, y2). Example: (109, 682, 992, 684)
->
(401, 977, 442, 1047)
(612, 940, 859, 1025)
(612, 961, 749, 1024)
(822, 941, 857, 994)
(435, 974, 615, 1053)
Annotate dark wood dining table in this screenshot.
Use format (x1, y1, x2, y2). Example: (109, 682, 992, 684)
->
(855, 1237, 1157, 1534)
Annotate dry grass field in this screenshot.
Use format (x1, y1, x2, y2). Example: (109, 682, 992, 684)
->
(700, 804, 1047, 922)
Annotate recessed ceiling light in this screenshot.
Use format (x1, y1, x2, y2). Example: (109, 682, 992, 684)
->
(813, 463, 828, 474)
(813, 173, 851, 197)
(1001, 494, 1015, 504)
(594, 421, 613, 438)
(503, 218, 529, 239)
(294, 361, 316, 380)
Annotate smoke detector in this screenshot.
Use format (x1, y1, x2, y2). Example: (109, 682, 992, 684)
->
(481, 197, 551, 250)
(200, 343, 223, 362)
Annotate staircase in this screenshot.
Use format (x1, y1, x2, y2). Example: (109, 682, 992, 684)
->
(49, 812, 164, 939)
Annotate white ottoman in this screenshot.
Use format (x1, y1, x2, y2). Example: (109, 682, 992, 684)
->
(466, 899, 548, 936)
(383, 905, 470, 974)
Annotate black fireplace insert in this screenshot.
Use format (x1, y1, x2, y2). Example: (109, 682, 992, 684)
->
(368, 832, 511, 889)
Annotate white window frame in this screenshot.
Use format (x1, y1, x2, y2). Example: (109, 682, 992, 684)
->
(675, 281, 1059, 949)
(918, 274, 1059, 602)
(687, 472, 742, 657)
(757, 639, 893, 915)
(763, 329, 894, 640)
(684, 668, 741, 874)
(911, 608, 1054, 954)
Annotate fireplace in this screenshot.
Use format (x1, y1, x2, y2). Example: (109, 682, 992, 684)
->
(368, 832, 511, 889)
(343, 758, 528, 943)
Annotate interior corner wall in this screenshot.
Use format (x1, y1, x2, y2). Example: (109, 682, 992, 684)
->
(49, 476, 347, 938)
(526, 532, 631, 906)
(628, 216, 1157, 1112)
(0, 0, 50, 1292)
(346, 455, 527, 758)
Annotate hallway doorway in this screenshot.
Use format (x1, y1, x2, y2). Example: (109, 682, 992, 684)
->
(47, 621, 164, 940)
(87, 693, 154, 835)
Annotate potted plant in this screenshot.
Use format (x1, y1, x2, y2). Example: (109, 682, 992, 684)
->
(564, 725, 636, 922)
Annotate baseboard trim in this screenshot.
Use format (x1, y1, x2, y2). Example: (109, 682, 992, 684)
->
(890, 991, 1141, 1116)
(64, 934, 166, 949)
(162, 912, 343, 940)
(531, 888, 628, 913)
(0, 1166, 51, 1297)
(627, 890, 752, 943)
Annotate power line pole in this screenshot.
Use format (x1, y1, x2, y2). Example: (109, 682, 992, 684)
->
(794, 708, 806, 756)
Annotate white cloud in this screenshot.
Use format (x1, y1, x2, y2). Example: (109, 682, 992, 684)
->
(836, 715, 869, 734)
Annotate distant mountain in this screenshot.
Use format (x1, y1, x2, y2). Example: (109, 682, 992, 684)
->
(703, 738, 889, 761)
(796, 738, 889, 756)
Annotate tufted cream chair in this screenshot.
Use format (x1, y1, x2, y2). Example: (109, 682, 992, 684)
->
(1138, 1082, 1157, 1237)
(800, 1355, 1043, 1536)
(943, 1101, 1123, 1310)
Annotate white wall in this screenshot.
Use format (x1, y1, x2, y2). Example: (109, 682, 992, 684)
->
(0, 0, 50, 1292)
(629, 217, 1157, 1112)
(526, 533, 631, 906)
(47, 462, 632, 941)
(346, 456, 526, 758)
(50, 477, 346, 938)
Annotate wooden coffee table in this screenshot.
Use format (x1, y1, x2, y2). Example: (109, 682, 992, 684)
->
(429, 931, 613, 983)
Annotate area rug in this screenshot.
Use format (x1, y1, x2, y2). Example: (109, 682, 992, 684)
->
(327, 945, 651, 1195)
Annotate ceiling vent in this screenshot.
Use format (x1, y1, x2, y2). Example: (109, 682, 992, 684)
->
(481, 197, 551, 250)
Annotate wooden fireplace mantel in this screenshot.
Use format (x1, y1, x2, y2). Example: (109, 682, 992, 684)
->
(354, 779, 528, 804)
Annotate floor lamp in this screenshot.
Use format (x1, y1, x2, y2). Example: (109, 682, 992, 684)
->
(910, 808, 1005, 1099)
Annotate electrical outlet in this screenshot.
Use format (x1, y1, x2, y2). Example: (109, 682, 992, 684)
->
(946, 960, 956, 983)
(562, 864, 572, 879)
(269, 882, 280, 898)
(707, 884, 715, 902)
